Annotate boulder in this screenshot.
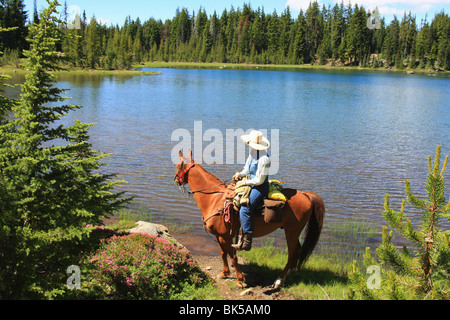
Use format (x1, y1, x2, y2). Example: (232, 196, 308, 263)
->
(129, 221, 188, 251)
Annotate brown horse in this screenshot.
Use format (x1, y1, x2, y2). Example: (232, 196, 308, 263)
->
(174, 150, 325, 288)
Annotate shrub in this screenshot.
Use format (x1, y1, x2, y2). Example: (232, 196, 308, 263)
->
(80, 233, 216, 300)
(349, 145, 450, 300)
(0, 1, 129, 299)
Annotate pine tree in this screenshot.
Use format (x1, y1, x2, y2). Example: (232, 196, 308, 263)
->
(293, 11, 306, 64)
(345, 4, 368, 65)
(0, 0, 28, 54)
(0, 26, 15, 119)
(238, 14, 250, 58)
(305, 1, 323, 63)
(0, 0, 129, 299)
(85, 15, 102, 68)
(33, 0, 40, 24)
(349, 145, 450, 300)
(431, 11, 450, 70)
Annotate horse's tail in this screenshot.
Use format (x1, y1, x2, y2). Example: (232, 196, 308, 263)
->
(297, 192, 325, 269)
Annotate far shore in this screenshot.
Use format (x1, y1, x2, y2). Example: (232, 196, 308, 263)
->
(0, 65, 160, 76)
(2, 61, 448, 77)
(134, 61, 450, 76)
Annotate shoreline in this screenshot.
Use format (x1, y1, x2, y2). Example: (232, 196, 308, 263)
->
(2, 62, 448, 77)
(135, 61, 450, 76)
(0, 65, 160, 76)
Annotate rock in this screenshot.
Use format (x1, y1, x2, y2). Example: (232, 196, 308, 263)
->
(129, 221, 188, 251)
(407, 71, 414, 74)
(240, 288, 254, 296)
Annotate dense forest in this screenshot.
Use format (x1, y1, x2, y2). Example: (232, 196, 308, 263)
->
(1, 0, 449, 70)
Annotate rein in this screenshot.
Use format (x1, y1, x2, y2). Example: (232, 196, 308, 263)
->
(174, 161, 237, 237)
(186, 180, 230, 195)
(174, 162, 231, 195)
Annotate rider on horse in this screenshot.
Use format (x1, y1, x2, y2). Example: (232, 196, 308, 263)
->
(232, 130, 271, 251)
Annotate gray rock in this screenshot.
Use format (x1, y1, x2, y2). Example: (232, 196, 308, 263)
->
(129, 221, 188, 251)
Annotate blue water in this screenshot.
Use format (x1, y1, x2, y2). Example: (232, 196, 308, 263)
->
(8, 68, 449, 254)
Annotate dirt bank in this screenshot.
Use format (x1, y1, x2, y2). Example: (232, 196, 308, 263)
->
(194, 254, 295, 300)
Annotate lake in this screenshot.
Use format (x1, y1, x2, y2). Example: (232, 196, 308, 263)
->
(5, 67, 450, 256)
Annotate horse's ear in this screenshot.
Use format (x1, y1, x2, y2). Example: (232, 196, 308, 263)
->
(188, 149, 194, 163)
(178, 150, 184, 160)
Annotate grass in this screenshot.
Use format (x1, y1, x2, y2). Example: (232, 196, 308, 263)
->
(108, 207, 193, 235)
(320, 220, 380, 262)
(239, 220, 382, 300)
(0, 64, 160, 76)
(241, 245, 353, 300)
(3, 60, 447, 78)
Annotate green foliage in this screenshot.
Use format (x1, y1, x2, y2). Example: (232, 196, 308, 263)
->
(0, 0, 130, 299)
(79, 233, 218, 300)
(4, 1, 439, 70)
(0, 0, 28, 54)
(349, 145, 450, 300)
(0, 27, 16, 118)
(241, 243, 351, 300)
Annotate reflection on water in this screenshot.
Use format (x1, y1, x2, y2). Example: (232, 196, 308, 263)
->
(4, 68, 450, 256)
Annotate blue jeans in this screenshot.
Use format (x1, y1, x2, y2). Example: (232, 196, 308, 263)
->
(239, 182, 269, 234)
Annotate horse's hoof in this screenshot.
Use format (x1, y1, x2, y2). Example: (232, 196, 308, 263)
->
(236, 281, 247, 289)
(273, 278, 284, 289)
(219, 272, 230, 279)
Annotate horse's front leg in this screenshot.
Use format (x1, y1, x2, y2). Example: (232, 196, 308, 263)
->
(216, 236, 231, 279)
(218, 236, 246, 288)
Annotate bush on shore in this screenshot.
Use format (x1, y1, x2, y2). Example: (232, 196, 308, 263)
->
(71, 233, 218, 300)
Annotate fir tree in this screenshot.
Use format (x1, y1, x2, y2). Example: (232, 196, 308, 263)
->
(0, 0, 129, 299)
(0, 0, 28, 53)
(85, 15, 101, 68)
(349, 145, 450, 300)
(0, 26, 16, 120)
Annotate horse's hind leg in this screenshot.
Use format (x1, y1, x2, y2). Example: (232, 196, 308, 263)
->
(274, 227, 302, 288)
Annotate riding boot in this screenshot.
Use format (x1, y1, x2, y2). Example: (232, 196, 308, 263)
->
(232, 233, 253, 251)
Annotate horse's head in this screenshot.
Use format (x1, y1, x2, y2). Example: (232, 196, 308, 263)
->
(174, 150, 195, 186)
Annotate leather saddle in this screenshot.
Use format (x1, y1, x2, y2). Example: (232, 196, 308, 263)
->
(224, 183, 286, 224)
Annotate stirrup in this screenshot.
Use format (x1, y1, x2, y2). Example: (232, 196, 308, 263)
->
(232, 234, 252, 251)
(232, 236, 243, 251)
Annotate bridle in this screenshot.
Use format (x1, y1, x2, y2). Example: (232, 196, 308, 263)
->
(174, 161, 230, 195)
(174, 162, 196, 185)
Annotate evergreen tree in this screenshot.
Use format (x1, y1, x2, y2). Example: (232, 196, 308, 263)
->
(0, 26, 15, 119)
(85, 15, 101, 68)
(251, 7, 267, 56)
(267, 10, 280, 60)
(279, 7, 293, 59)
(349, 145, 450, 300)
(238, 13, 251, 58)
(330, 2, 344, 61)
(33, 0, 40, 24)
(0, 0, 129, 299)
(0, 0, 28, 53)
(431, 11, 450, 69)
(346, 4, 368, 65)
(293, 10, 306, 64)
(305, 1, 323, 63)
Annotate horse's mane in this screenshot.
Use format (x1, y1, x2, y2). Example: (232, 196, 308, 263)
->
(195, 164, 225, 186)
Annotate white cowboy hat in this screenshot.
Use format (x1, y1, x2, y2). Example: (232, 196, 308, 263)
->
(240, 130, 270, 150)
